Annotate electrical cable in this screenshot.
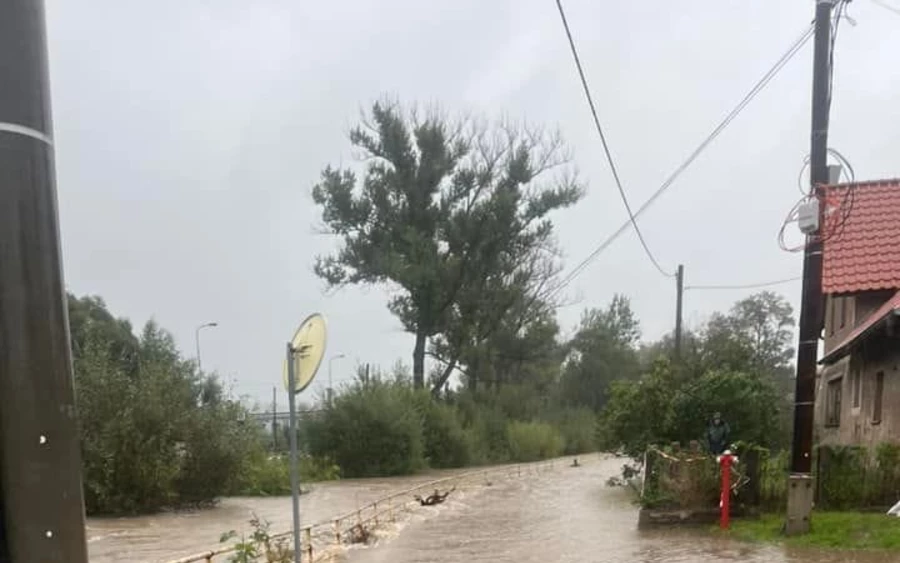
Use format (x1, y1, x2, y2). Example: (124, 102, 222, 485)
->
(547, 22, 815, 299)
(554, 0, 673, 278)
(684, 276, 802, 291)
(871, 0, 900, 16)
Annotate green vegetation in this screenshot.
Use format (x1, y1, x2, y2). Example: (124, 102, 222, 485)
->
(69, 294, 335, 515)
(724, 512, 900, 551)
(220, 515, 293, 562)
(304, 366, 593, 478)
(311, 99, 583, 390)
(602, 292, 795, 459)
(816, 443, 900, 510)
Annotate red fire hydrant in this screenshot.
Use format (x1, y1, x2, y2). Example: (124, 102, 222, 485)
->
(718, 451, 736, 530)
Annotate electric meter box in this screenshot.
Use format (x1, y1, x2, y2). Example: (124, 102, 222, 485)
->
(798, 199, 820, 234)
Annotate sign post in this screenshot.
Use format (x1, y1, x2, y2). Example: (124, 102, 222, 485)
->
(286, 342, 302, 563)
(282, 313, 327, 563)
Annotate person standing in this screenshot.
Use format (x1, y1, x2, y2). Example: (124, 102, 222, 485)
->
(706, 412, 731, 455)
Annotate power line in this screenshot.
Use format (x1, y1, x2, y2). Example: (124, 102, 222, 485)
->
(871, 0, 900, 17)
(549, 23, 815, 298)
(684, 276, 802, 291)
(554, 0, 673, 278)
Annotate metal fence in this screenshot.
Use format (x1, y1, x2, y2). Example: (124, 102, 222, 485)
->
(166, 458, 561, 563)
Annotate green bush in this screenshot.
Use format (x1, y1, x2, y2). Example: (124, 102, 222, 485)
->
(306, 381, 426, 477)
(74, 319, 263, 514)
(552, 408, 598, 455)
(417, 398, 471, 468)
(506, 421, 564, 462)
(234, 454, 340, 496)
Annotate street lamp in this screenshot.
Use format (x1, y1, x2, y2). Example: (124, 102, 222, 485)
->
(328, 353, 346, 404)
(195, 321, 218, 372)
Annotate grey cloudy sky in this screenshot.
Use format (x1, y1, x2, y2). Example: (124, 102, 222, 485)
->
(43, 0, 900, 406)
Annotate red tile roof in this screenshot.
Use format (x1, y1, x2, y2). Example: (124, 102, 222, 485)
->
(821, 289, 900, 364)
(822, 179, 900, 294)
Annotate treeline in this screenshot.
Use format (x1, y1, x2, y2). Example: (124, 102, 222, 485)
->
(68, 285, 793, 514)
(69, 294, 307, 515)
(302, 290, 795, 477)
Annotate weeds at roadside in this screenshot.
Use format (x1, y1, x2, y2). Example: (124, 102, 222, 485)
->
(220, 514, 293, 563)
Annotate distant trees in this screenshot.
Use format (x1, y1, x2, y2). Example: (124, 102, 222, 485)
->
(312, 100, 582, 389)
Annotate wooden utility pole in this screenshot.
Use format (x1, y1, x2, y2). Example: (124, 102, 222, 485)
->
(674, 264, 684, 359)
(786, 0, 836, 536)
(0, 1, 90, 561)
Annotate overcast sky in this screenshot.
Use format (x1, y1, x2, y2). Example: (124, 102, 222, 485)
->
(43, 0, 900, 407)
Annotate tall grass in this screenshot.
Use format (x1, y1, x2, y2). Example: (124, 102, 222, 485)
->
(507, 421, 565, 462)
(305, 380, 597, 478)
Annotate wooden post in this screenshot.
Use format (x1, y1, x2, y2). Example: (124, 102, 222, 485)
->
(303, 527, 312, 563)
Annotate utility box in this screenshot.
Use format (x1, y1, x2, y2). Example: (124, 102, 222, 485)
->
(798, 198, 820, 234)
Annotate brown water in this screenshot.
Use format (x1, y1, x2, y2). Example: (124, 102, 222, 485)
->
(87, 455, 896, 563)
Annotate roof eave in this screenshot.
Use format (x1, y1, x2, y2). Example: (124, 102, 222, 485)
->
(820, 308, 900, 365)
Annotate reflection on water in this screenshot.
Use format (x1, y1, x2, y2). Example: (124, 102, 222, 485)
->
(88, 455, 896, 563)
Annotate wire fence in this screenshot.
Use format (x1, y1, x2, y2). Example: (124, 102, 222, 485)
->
(166, 457, 564, 563)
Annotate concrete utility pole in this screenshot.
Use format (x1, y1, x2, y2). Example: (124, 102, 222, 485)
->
(786, 0, 836, 536)
(674, 264, 684, 359)
(0, 1, 90, 561)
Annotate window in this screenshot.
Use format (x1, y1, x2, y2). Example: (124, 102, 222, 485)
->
(873, 371, 885, 424)
(852, 361, 862, 409)
(826, 377, 843, 427)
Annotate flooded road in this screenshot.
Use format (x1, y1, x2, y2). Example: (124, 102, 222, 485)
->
(88, 455, 896, 563)
(344, 455, 895, 563)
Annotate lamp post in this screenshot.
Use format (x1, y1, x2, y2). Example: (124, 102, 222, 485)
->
(328, 353, 346, 404)
(195, 322, 218, 372)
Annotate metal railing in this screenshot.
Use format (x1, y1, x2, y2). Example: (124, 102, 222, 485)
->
(166, 458, 560, 563)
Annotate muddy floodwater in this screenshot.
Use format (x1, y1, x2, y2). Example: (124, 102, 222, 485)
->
(87, 455, 896, 563)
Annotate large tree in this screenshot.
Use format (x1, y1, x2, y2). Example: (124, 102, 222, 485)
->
(312, 100, 582, 388)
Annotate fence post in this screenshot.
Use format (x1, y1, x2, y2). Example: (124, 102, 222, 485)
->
(373, 501, 379, 527)
(333, 519, 341, 546)
(303, 527, 312, 563)
(389, 498, 395, 522)
(744, 448, 761, 508)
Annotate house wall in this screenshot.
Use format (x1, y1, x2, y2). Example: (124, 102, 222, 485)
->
(823, 294, 856, 355)
(816, 331, 900, 449)
(823, 291, 895, 355)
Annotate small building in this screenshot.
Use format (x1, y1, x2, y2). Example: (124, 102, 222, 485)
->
(815, 179, 900, 448)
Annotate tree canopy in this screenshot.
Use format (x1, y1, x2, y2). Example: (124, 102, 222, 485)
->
(312, 100, 582, 388)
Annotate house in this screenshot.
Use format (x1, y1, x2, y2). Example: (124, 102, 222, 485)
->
(815, 178, 900, 448)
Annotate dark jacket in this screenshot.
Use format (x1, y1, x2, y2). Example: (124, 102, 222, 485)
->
(706, 420, 730, 454)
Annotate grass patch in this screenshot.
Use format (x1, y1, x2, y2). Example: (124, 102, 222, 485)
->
(723, 512, 900, 551)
